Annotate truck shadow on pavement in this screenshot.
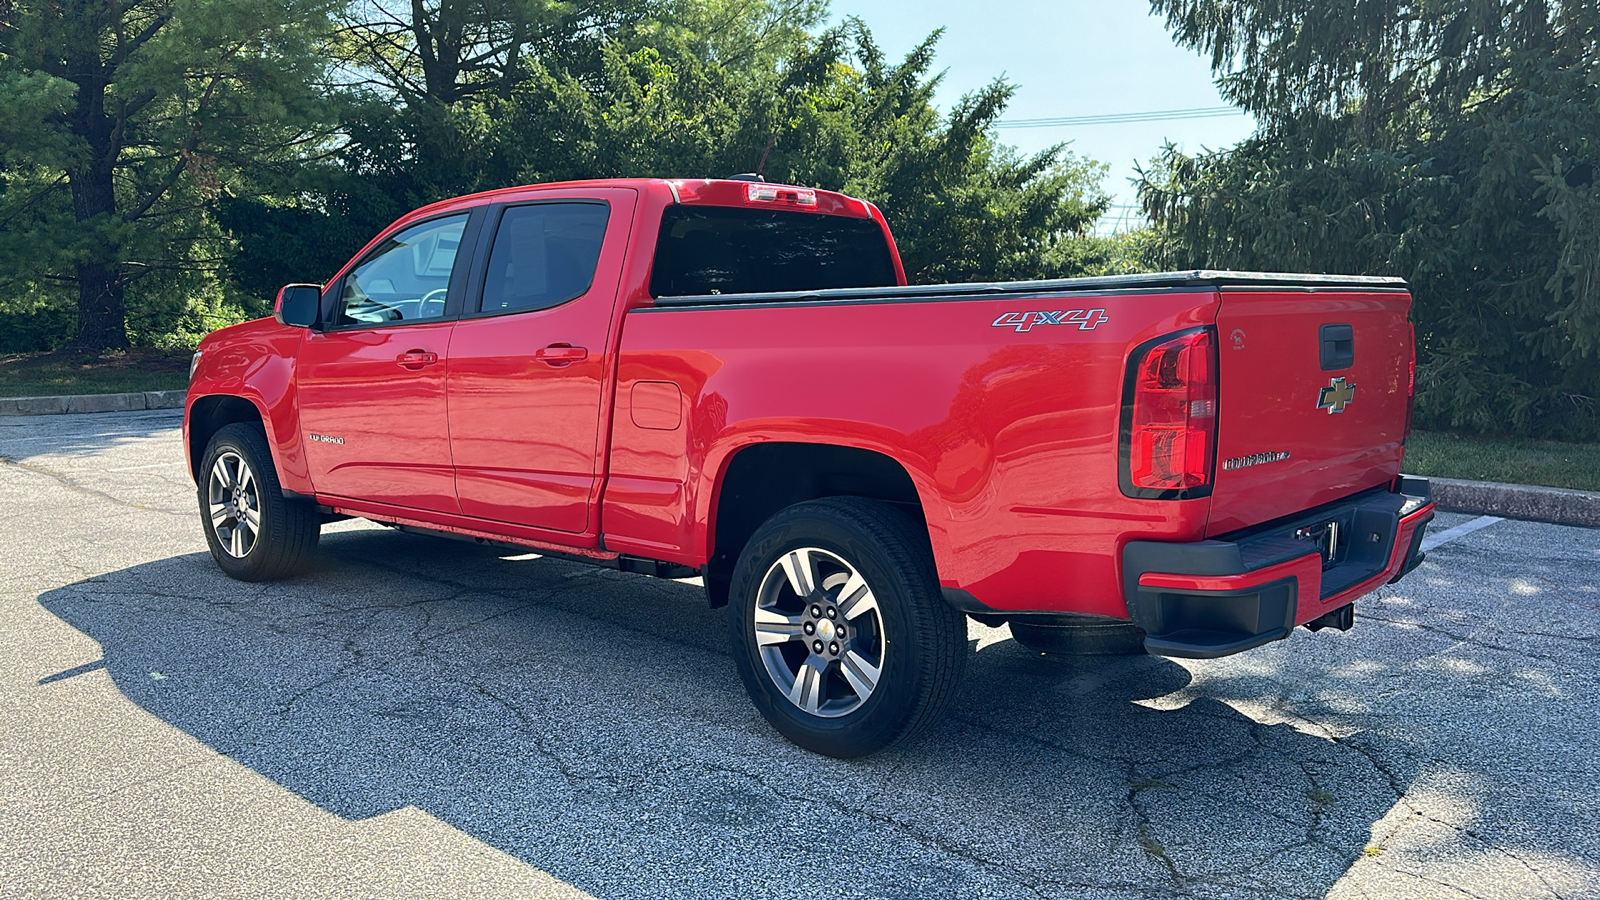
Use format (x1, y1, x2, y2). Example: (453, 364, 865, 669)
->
(39, 526, 1418, 899)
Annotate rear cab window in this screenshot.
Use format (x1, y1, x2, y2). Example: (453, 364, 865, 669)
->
(649, 206, 898, 297)
(478, 202, 611, 315)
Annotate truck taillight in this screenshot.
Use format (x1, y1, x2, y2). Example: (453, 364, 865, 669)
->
(1122, 329, 1217, 496)
(746, 183, 817, 207)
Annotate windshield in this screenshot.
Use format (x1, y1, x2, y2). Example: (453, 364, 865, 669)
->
(650, 206, 897, 297)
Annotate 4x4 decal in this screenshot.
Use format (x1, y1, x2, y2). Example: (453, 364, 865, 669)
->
(992, 308, 1110, 333)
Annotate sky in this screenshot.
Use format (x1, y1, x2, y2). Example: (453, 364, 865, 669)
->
(828, 2, 1259, 233)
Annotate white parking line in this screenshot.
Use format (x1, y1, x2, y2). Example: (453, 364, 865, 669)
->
(1421, 515, 1503, 552)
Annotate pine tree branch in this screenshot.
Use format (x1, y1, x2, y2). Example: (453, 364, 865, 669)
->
(124, 46, 240, 222)
(120, 10, 174, 65)
(0, 174, 68, 230)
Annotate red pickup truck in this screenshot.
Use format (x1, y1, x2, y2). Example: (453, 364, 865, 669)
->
(185, 177, 1434, 757)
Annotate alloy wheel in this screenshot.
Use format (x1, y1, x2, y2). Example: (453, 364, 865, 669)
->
(206, 450, 260, 558)
(753, 547, 887, 718)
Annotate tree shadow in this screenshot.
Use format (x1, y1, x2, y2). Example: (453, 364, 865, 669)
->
(37, 527, 1418, 898)
(0, 408, 183, 464)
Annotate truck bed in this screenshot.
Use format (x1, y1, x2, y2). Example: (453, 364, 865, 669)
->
(607, 270, 1415, 621)
(649, 270, 1408, 308)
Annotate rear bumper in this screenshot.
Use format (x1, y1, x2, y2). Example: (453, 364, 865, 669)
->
(1122, 477, 1434, 659)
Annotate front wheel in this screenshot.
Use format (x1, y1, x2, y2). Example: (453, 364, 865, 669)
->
(727, 497, 967, 758)
(198, 422, 319, 581)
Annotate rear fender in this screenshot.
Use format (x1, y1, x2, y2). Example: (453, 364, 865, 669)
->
(700, 430, 944, 572)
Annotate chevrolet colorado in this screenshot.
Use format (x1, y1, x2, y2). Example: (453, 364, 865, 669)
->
(185, 177, 1434, 757)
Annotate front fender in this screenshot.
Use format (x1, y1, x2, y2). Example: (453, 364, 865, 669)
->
(185, 320, 310, 493)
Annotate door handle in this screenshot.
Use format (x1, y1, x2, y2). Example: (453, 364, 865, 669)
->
(395, 350, 438, 370)
(534, 344, 588, 366)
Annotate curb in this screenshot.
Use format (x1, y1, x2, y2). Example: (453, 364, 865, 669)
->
(1425, 475, 1600, 529)
(0, 390, 186, 417)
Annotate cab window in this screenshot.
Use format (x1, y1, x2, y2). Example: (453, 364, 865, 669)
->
(333, 214, 468, 327)
(649, 206, 897, 297)
(477, 202, 610, 314)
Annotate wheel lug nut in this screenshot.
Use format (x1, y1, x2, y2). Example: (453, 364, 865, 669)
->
(811, 605, 822, 617)
(829, 642, 839, 655)
(804, 622, 815, 635)
(812, 640, 824, 654)
(826, 607, 837, 619)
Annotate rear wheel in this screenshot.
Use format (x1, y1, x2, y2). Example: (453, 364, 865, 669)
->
(198, 423, 319, 581)
(727, 497, 967, 758)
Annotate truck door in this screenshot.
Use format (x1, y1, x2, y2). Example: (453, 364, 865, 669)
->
(446, 188, 636, 534)
(297, 211, 475, 513)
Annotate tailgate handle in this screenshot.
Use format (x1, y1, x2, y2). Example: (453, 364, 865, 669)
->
(1320, 324, 1354, 371)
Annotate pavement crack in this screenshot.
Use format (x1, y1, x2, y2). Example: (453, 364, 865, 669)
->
(1124, 765, 1187, 889)
(0, 455, 191, 519)
(62, 757, 216, 812)
(456, 680, 629, 791)
(1495, 845, 1571, 900)
(1356, 611, 1570, 666)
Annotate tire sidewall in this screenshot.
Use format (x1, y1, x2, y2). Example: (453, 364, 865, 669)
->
(728, 504, 935, 757)
(198, 424, 279, 580)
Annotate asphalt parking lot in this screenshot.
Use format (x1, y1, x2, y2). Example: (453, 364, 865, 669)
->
(2, 409, 1596, 899)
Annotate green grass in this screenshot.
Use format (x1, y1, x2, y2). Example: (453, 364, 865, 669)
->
(0, 348, 192, 398)
(1404, 430, 1600, 491)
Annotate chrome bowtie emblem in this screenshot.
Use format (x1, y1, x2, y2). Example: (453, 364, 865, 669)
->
(1317, 377, 1357, 414)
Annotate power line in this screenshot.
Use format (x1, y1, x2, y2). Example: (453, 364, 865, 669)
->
(995, 106, 1247, 129)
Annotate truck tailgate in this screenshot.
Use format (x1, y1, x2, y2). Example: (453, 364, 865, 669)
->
(1207, 289, 1413, 536)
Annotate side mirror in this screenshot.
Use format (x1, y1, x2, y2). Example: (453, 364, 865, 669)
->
(275, 284, 322, 329)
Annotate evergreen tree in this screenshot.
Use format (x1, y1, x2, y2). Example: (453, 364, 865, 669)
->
(224, 9, 1110, 293)
(0, 0, 339, 350)
(1140, 0, 1600, 439)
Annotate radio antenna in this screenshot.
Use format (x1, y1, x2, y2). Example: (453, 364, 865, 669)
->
(755, 134, 775, 179)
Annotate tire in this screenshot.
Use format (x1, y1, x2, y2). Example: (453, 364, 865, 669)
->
(1009, 618, 1147, 656)
(198, 422, 319, 582)
(727, 497, 967, 758)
